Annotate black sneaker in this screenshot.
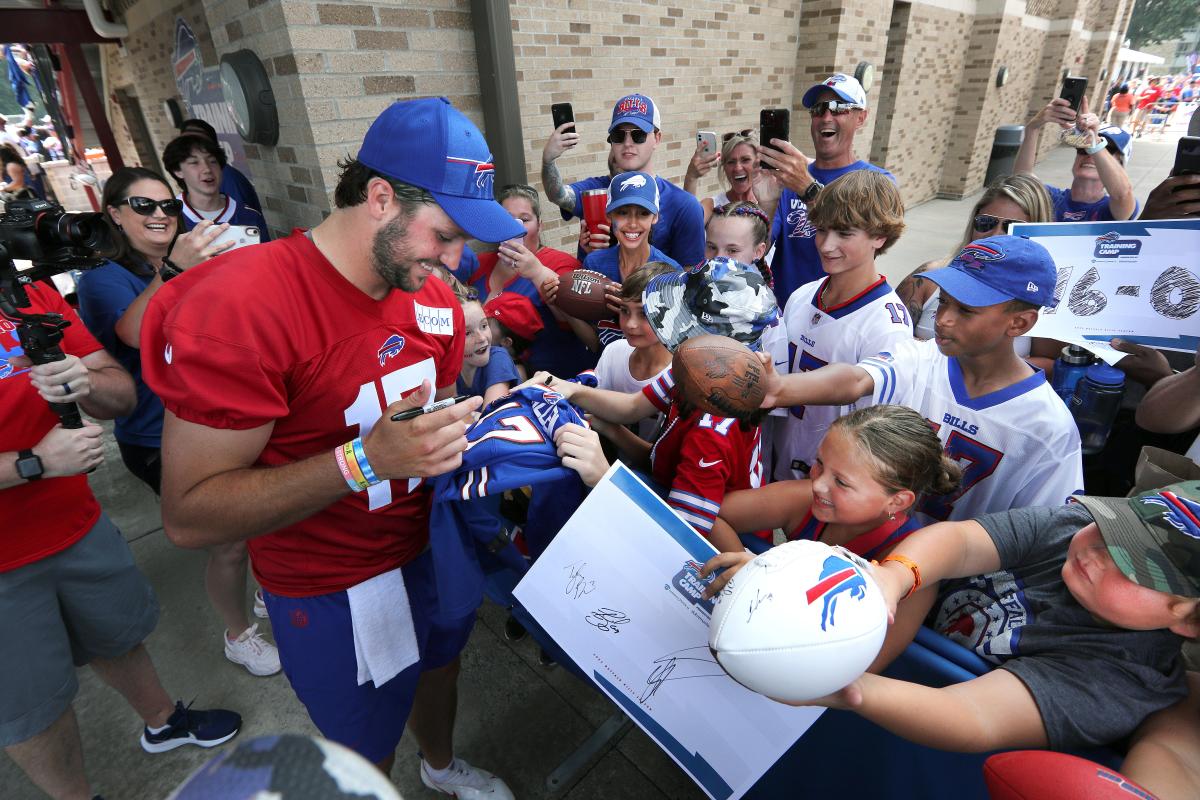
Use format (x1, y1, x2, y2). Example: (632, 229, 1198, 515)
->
(140, 700, 241, 753)
(503, 613, 527, 642)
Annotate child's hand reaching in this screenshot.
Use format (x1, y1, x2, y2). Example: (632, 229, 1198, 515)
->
(699, 550, 756, 599)
(515, 371, 579, 399)
(754, 351, 784, 409)
(771, 678, 865, 710)
(554, 423, 609, 487)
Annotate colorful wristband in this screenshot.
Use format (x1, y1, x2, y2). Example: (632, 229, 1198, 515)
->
(1084, 139, 1107, 155)
(334, 443, 367, 492)
(350, 437, 379, 485)
(880, 554, 922, 599)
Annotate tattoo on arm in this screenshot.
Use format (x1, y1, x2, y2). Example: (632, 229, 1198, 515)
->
(542, 161, 576, 213)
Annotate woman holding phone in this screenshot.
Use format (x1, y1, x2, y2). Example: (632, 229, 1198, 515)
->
(75, 166, 282, 678)
(683, 130, 780, 224)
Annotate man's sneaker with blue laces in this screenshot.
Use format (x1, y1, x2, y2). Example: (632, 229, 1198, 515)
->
(420, 757, 514, 799)
(140, 700, 241, 753)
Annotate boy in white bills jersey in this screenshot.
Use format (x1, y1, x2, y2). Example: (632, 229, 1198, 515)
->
(776, 170, 913, 480)
(758, 235, 1082, 524)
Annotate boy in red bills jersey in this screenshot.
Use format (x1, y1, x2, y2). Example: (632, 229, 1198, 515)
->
(526, 257, 780, 552)
(142, 98, 519, 797)
(758, 235, 1082, 525)
(775, 170, 912, 481)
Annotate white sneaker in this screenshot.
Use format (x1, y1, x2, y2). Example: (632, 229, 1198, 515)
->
(224, 624, 281, 676)
(420, 757, 514, 799)
(252, 589, 269, 619)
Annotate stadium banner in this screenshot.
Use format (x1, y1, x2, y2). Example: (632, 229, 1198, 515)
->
(1015, 219, 1200, 362)
(513, 463, 821, 800)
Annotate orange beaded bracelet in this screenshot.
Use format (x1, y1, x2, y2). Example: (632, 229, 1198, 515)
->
(879, 554, 921, 600)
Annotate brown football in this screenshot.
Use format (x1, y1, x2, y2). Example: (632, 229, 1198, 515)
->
(556, 269, 612, 322)
(672, 334, 766, 418)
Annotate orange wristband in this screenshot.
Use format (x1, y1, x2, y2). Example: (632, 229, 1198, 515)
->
(880, 554, 921, 600)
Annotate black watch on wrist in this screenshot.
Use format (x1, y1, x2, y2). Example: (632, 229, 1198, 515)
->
(800, 180, 824, 203)
(16, 449, 43, 481)
(159, 258, 184, 282)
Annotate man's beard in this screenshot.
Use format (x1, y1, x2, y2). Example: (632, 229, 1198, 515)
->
(371, 214, 429, 293)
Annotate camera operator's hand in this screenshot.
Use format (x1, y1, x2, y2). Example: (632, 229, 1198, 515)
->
(360, 380, 481, 480)
(33, 421, 105, 477)
(169, 220, 235, 270)
(12, 353, 93, 404)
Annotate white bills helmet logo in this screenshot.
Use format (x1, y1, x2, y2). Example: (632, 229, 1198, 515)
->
(620, 174, 648, 190)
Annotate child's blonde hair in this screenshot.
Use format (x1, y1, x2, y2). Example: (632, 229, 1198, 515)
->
(807, 170, 905, 256)
(444, 272, 479, 306)
(831, 405, 962, 506)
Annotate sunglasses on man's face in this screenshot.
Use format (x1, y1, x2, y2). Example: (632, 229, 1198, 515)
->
(808, 101, 864, 117)
(723, 129, 754, 141)
(607, 129, 649, 145)
(972, 214, 1024, 234)
(115, 196, 183, 217)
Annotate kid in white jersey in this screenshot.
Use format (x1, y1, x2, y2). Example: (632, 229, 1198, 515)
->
(776, 170, 913, 480)
(758, 235, 1082, 523)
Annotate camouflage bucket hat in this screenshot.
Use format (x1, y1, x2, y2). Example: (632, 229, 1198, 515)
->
(1074, 481, 1200, 598)
(642, 257, 780, 352)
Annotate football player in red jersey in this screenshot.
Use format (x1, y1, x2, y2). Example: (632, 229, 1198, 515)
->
(142, 98, 523, 797)
(2, 285, 241, 797)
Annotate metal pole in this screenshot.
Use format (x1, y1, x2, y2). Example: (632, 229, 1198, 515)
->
(469, 0, 526, 187)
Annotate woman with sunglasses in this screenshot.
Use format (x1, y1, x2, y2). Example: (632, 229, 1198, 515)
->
(895, 173, 1061, 368)
(683, 130, 781, 226)
(75, 167, 282, 678)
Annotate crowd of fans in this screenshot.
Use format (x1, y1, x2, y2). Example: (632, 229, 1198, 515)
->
(3, 63, 1200, 800)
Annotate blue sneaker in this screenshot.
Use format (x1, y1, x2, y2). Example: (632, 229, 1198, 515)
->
(140, 700, 241, 753)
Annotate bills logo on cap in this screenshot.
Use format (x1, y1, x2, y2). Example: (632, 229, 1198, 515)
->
(616, 96, 649, 116)
(446, 155, 495, 191)
(805, 554, 868, 631)
(1141, 490, 1200, 539)
(956, 242, 1005, 272)
(620, 174, 647, 190)
(377, 333, 406, 366)
(825, 75, 847, 88)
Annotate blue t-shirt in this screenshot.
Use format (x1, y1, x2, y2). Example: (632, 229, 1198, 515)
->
(565, 175, 705, 268)
(457, 345, 520, 397)
(770, 161, 895, 309)
(1044, 184, 1138, 222)
(448, 247, 480, 284)
(221, 165, 263, 218)
(581, 246, 680, 347)
(75, 260, 164, 447)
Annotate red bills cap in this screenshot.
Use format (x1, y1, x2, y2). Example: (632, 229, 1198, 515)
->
(484, 292, 544, 341)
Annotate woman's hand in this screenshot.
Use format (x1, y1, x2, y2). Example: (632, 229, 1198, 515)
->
(169, 220, 235, 269)
(603, 281, 623, 316)
(497, 239, 545, 280)
(579, 221, 611, 255)
(686, 140, 721, 183)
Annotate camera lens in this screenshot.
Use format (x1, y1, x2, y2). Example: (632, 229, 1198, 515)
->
(39, 211, 114, 253)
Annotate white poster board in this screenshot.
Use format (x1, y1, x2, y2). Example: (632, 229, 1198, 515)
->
(1015, 219, 1200, 362)
(513, 464, 821, 800)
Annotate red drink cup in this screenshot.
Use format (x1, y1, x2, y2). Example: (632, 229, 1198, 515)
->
(582, 189, 608, 237)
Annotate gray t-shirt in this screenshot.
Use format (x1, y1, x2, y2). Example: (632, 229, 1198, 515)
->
(929, 503, 1186, 750)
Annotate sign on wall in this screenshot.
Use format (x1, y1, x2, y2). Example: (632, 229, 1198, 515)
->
(172, 17, 252, 179)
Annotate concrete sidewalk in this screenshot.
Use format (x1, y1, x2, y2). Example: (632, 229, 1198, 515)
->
(1, 121, 1190, 799)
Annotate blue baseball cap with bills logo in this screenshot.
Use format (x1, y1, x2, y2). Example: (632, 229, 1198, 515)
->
(921, 235, 1057, 308)
(1098, 126, 1133, 162)
(610, 93, 661, 133)
(607, 171, 660, 215)
(357, 97, 524, 243)
(802, 73, 868, 109)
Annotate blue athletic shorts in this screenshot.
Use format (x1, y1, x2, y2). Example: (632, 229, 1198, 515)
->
(262, 551, 475, 763)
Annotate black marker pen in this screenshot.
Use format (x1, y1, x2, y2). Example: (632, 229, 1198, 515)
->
(391, 394, 472, 422)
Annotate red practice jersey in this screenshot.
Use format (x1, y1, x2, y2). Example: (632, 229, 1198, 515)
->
(642, 368, 764, 539)
(142, 231, 464, 596)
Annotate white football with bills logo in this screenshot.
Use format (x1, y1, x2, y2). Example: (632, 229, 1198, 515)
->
(708, 540, 888, 702)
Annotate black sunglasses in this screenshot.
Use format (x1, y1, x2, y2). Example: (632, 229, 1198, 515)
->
(1075, 147, 1122, 161)
(607, 129, 649, 145)
(722, 129, 754, 141)
(808, 101, 864, 117)
(972, 214, 1023, 234)
(115, 196, 183, 217)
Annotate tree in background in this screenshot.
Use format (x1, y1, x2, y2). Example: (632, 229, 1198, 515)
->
(1126, 0, 1196, 50)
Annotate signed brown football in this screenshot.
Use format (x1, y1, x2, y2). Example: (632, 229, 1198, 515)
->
(556, 269, 612, 322)
(672, 334, 765, 418)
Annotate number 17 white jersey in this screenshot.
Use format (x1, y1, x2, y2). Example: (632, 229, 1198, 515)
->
(857, 338, 1083, 524)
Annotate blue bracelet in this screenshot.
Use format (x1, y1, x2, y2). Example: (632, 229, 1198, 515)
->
(350, 437, 379, 486)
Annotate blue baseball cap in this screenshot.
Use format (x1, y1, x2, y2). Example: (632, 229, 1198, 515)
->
(1098, 126, 1133, 162)
(609, 94, 661, 133)
(921, 235, 1057, 308)
(607, 171, 660, 215)
(356, 97, 523, 243)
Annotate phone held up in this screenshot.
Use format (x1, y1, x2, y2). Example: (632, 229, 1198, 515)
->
(697, 130, 718, 157)
(551, 102, 575, 132)
(759, 108, 790, 170)
(1060, 76, 1088, 113)
(209, 225, 261, 253)
(1172, 136, 1200, 178)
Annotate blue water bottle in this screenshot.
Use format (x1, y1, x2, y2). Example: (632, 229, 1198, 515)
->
(1070, 364, 1126, 455)
(1051, 345, 1094, 403)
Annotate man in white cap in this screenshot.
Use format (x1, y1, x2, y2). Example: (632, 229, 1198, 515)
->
(143, 97, 519, 798)
(759, 73, 895, 309)
(542, 93, 705, 267)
